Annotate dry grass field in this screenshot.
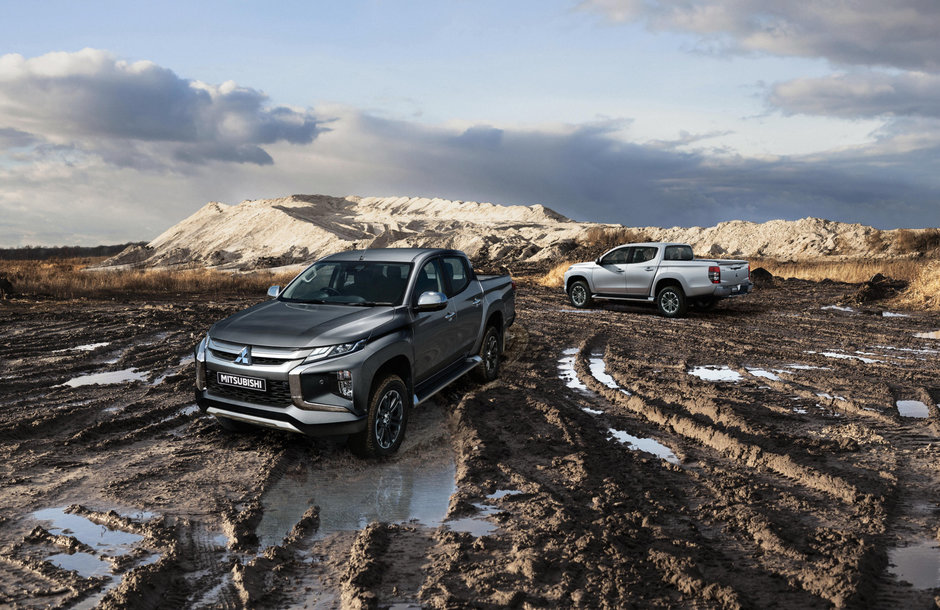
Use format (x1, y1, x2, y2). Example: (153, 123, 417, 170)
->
(0, 257, 298, 299)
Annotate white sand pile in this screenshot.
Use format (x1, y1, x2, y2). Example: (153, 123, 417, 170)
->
(98, 193, 930, 270)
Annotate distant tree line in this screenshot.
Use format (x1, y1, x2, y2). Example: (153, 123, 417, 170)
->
(0, 242, 146, 260)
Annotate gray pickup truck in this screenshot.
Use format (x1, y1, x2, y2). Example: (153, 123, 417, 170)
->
(195, 248, 515, 457)
(563, 242, 751, 317)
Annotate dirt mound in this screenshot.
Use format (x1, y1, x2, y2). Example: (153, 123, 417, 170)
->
(749, 267, 775, 286)
(849, 273, 908, 304)
(96, 194, 937, 271)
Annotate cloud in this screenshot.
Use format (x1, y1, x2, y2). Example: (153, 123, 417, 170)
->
(580, 0, 940, 71)
(770, 71, 940, 119)
(0, 49, 323, 168)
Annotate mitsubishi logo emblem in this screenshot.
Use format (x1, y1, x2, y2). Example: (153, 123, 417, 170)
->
(234, 346, 252, 366)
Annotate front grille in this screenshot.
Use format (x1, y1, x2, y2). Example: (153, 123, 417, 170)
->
(209, 349, 287, 366)
(207, 369, 292, 407)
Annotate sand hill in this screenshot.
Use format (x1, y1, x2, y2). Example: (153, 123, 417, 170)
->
(99, 194, 930, 270)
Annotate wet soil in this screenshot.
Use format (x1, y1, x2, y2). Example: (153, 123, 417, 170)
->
(1, 279, 939, 608)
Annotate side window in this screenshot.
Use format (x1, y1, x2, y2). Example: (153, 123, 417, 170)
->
(664, 245, 693, 261)
(414, 259, 445, 301)
(632, 247, 658, 263)
(600, 247, 630, 265)
(441, 256, 471, 296)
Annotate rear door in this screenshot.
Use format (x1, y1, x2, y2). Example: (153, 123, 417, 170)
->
(441, 255, 483, 358)
(622, 246, 659, 296)
(593, 247, 631, 294)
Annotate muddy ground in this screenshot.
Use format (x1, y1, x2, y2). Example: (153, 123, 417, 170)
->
(1, 277, 939, 609)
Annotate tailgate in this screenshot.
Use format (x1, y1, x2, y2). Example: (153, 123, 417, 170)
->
(719, 261, 749, 285)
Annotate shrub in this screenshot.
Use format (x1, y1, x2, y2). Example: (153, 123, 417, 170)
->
(895, 228, 940, 254)
(580, 227, 649, 252)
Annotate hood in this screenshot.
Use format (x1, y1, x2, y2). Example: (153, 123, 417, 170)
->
(210, 300, 403, 348)
(566, 261, 595, 273)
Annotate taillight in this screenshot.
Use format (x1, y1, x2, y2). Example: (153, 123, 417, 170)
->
(708, 266, 720, 284)
(511, 279, 516, 291)
(747, 264, 750, 281)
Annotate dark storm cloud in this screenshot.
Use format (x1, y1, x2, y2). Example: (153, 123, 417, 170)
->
(0, 49, 322, 167)
(581, 0, 940, 71)
(336, 112, 940, 228)
(770, 72, 940, 119)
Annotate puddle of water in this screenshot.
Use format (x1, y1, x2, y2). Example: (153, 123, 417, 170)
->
(806, 350, 883, 364)
(882, 311, 909, 318)
(793, 408, 809, 414)
(821, 305, 855, 312)
(785, 364, 829, 371)
(33, 507, 143, 554)
(896, 400, 931, 419)
(589, 355, 631, 395)
(178, 354, 195, 366)
(915, 330, 940, 339)
(256, 458, 456, 549)
(747, 368, 782, 381)
(55, 342, 111, 353)
(816, 392, 847, 402)
(582, 406, 603, 415)
(688, 366, 743, 383)
(558, 348, 590, 394)
(447, 504, 499, 536)
(608, 428, 680, 464)
(46, 552, 113, 578)
(487, 490, 523, 500)
(63, 368, 148, 388)
(888, 541, 940, 589)
(556, 309, 606, 314)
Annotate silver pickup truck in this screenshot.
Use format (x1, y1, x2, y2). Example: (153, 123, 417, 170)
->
(195, 248, 515, 457)
(563, 242, 751, 317)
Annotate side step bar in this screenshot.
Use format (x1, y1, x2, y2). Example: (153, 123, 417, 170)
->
(414, 356, 482, 406)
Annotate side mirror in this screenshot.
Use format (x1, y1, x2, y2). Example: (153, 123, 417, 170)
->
(267, 285, 281, 298)
(595, 258, 602, 265)
(416, 291, 448, 312)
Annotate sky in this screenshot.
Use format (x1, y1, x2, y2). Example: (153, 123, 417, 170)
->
(1, 0, 939, 246)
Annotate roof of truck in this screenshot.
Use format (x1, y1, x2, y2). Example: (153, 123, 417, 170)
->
(319, 248, 464, 263)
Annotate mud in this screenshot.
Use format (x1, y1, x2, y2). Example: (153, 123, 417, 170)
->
(1, 278, 939, 608)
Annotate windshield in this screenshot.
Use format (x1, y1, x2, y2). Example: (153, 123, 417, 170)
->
(280, 261, 412, 306)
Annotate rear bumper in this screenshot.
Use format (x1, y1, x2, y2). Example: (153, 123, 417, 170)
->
(195, 390, 366, 437)
(713, 281, 753, 297)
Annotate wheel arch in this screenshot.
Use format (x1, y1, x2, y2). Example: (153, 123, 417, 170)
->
(566, 274, 590, 293)
(372, 355, 413, 404)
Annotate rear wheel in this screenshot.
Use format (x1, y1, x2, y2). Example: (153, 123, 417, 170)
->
(473, 325, 501, 382)
(568, 280, 593, 309)
(656, 285, 687, 318)
(349, 375, 409, 458)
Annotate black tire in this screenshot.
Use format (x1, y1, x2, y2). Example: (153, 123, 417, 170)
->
(656, 285, 687, 318)
(349, 375, 410, 458)
(568, 280, 593, 309)
(215, 415, 255, 433)
(473, 325, 501, 382)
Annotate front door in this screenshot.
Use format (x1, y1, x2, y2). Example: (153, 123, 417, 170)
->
(411, 258, 461, 382)
(593, 247, 631, 294)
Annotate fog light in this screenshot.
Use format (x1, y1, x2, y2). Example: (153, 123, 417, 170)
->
(336, 370, 353, 399)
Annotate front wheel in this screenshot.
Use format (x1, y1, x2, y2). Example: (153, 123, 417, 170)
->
(656, 285, 687, 318)
(473, 326, 501, 382)
(349, 375, 410, 458)
(568, 280, 593, 309)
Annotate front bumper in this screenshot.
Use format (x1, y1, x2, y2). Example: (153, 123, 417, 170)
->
(195, 337, 366, 436)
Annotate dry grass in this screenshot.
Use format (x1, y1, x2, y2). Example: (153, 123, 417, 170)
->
(754, 259, 922, 284)
(894, 260, 940, 310)
(537, 260, 574, 288)
(0, 257, 298, 299)
(580, 227, 649, 252)
(895, 228, 940, 254)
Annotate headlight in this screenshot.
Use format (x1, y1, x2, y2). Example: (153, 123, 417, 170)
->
(195, 334, 208, 361)
(303, 340, 366, 364)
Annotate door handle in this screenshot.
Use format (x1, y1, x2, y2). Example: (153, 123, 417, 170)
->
(645, 267, 655, 271)
(472, 298, 482, 306)
(613, 268, 624, 273)
(444, 312, 456, 321)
